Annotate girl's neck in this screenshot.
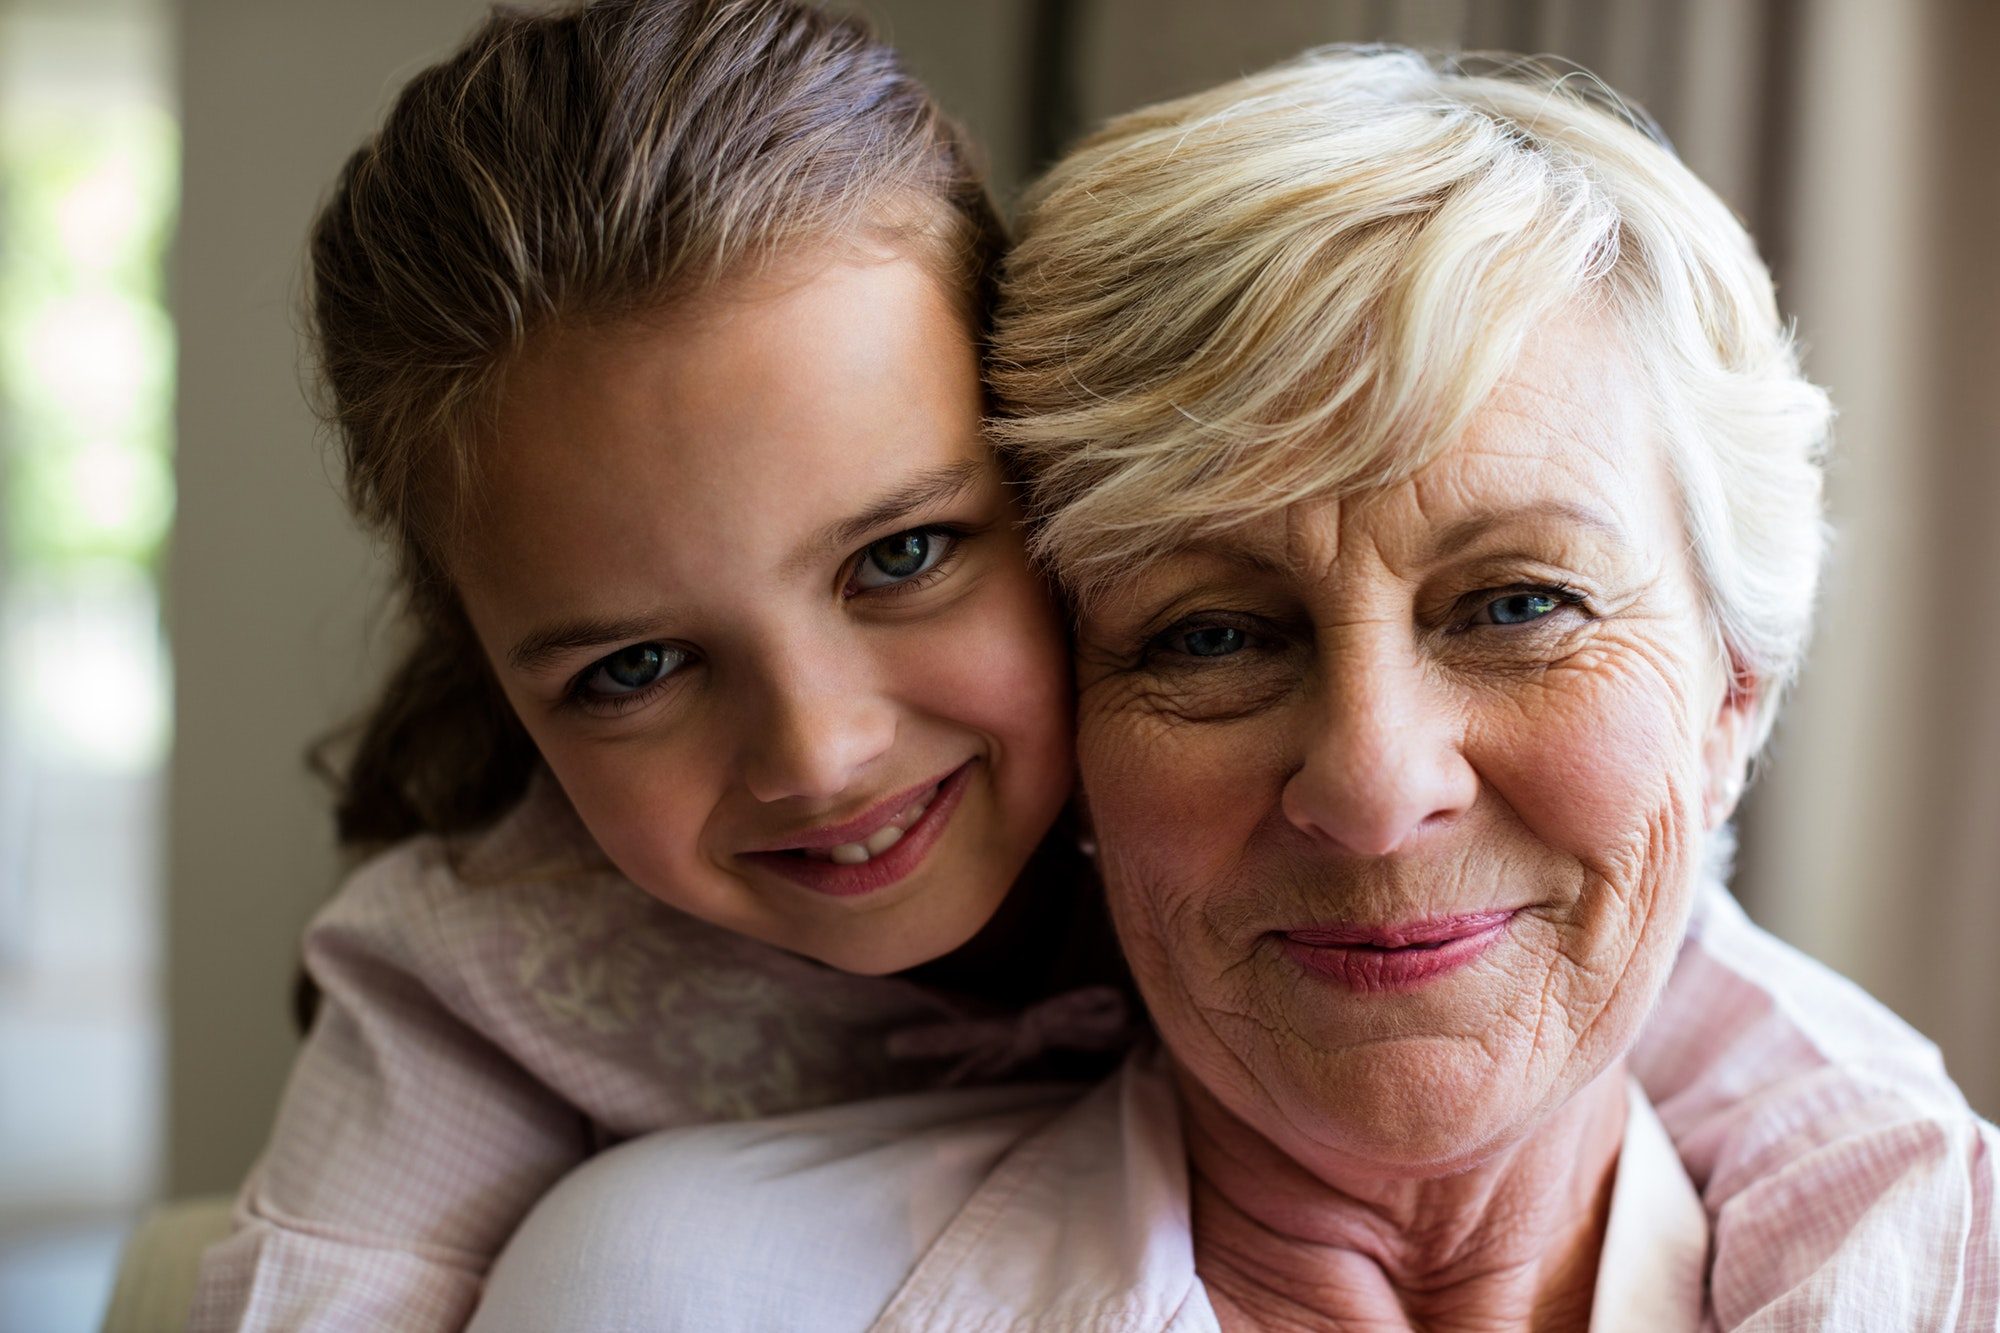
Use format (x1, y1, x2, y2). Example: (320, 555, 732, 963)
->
(1185, 1062, 1628, 1333)
(896, 817, 1127, 1011)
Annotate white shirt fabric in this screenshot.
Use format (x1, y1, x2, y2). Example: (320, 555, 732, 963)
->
(469, 1049, 1709, 1332)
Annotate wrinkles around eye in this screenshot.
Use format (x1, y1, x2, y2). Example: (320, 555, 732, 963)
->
(1074, 611, 1303, 724)
(1083, 667, 1298, 726)
(1149, 613, 1274, 663)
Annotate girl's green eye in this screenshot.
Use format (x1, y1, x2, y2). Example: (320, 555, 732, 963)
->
(586, 642, 683, 695)
(850, 528, 953, 591)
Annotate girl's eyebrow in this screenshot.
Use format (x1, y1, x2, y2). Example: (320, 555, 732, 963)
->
(507, 460, 991, 675)
(508, 613, 672, 674)
(795, 459, 987, 571)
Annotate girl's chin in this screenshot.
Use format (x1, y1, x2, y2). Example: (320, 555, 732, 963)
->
(797, 914, 990, 977)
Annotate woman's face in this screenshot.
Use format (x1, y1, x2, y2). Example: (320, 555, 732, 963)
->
(454, 250, 1073, 975)
(1075, 317, 1754, 1173)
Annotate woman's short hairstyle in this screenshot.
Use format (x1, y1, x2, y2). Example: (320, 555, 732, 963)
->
(991, 45, 1830, 755)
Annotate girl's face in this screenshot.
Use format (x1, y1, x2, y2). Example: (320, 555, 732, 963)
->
(453, 250, 1074, 975)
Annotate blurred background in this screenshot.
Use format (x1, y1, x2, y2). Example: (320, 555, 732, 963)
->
(0, 0, 1993, 1327)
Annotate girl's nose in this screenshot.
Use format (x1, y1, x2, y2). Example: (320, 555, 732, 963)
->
(740, 656, 899, 805)
(1279, 639, 1477, 857)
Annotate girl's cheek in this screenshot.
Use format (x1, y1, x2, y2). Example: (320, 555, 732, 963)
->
(920, 568, 1073, 759)
(528, 724, 715, 885)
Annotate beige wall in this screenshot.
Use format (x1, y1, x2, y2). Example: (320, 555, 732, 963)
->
(859, 0, 1031, 197)
(1757, 2, 2000, 1119)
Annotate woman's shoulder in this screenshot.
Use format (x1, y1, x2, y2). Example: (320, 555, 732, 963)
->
(1699, 1109, 1999, 1328)
(1640, 880, 1969, 1131)
(466, 1081, 1084, 1333)
(469, 1054, 1207, 1333)
(1637, 880, 1999, 1327)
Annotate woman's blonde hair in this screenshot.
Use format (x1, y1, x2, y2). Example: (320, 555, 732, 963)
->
(311, 0, 1002, 847)
(992, 46, 1830, 754)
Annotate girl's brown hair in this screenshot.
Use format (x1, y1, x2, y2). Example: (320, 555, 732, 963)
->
(311, 0, 1003, 851)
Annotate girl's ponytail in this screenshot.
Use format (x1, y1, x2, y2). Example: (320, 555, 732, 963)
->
(314, 601, 535, 852)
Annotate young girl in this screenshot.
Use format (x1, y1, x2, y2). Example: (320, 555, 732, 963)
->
(190, 2, 1131, 1327)
(191, 2, 1992, 1328)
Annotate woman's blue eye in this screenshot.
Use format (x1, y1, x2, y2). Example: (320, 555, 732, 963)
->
(850, 528, 951, 591)
(585, 642, 682, 695)
(1485, 591, 1561, 625)
(1179, 626, 1246, 657)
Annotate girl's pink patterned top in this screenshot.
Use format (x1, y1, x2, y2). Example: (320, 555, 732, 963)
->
(188, 775, 1133, 1331)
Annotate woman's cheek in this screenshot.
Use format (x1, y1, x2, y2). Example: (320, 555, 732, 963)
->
(1082, 687, 1247, 854)
(1472, 647, 1703, 882)
(1472, 644, 1706, 1046)
(1078, 688, 1284, 985)
(1080, 722, 1244, 1053)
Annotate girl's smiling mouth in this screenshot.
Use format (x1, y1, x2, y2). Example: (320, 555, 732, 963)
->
(740, 761, 975, 898)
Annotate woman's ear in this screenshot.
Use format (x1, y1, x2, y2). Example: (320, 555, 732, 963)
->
(1700, 663, 1759, 829)
(1071, 782, 1098, 859)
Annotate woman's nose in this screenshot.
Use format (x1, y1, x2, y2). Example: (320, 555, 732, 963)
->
(1280, 642, 1478, 857)
(739, 655, 898, 805)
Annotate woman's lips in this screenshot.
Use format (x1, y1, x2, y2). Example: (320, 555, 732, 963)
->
(1279, 910, 1517, 993)
(739, 761, 974, 899)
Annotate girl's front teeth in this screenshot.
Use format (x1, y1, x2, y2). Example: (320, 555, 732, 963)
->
(829, 823, 905, 864)
(804, 788, 937, 864)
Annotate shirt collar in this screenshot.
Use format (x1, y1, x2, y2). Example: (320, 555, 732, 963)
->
(1591, 1078, 1711, 1331)
(873, 1051, 1706, 1333)
(870, 1045, 1214, 1332)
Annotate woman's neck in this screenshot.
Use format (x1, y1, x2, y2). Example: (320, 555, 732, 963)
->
(1184, 1063, 1628, 1333)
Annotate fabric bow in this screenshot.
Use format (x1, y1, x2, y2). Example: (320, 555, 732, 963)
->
(885, 984, 1135, 1085)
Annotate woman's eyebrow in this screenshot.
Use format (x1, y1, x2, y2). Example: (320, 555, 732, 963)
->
(508, 612, 672, 674)
(799, 459, 987, 568)
(1427, 501, 1631, 560)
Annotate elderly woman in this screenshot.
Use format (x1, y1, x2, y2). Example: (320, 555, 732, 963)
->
(469, 48, 1998, 1330)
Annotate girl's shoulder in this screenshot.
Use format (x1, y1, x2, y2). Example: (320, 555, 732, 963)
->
(308, 770, 1048, 1131)
(311, 767, 623, 957)
(310, 770, 808, 1015)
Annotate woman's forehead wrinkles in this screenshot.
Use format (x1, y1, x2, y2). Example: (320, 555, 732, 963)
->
(1426, 501, 1633, 561)
(1465, 404, 1621, 485)
(1139, 511, 1298, 579)
(1133, 419, 1649, 597)
(1084, 535, 1283, 617)
(1283, 497, 1341, 578)
(1260, 470, 1635, 588)
(1481, 359, 1645, 478)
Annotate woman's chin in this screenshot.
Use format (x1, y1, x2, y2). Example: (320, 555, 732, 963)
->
(1254, 1045, 1551, 1178)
